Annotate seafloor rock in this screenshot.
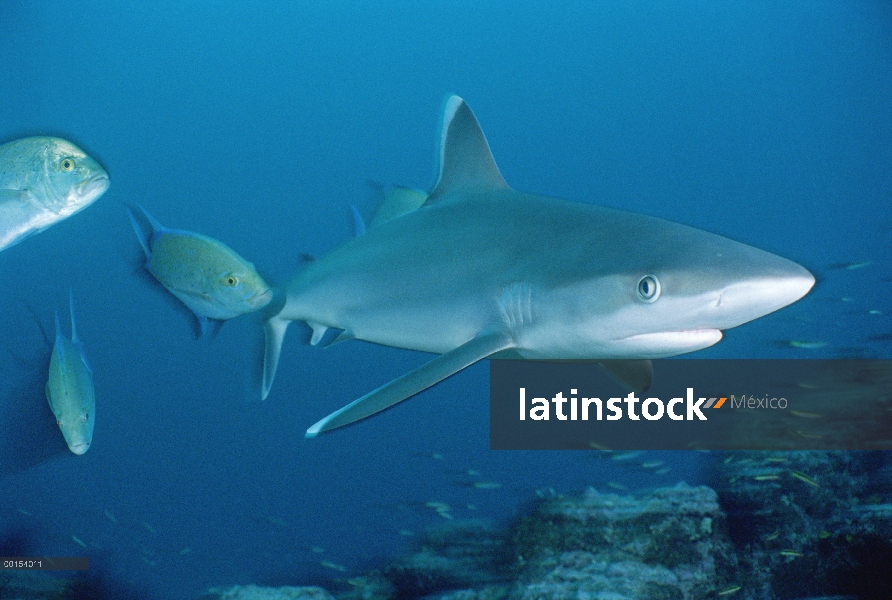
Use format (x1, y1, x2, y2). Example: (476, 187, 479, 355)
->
(510, 483, 738, 600)
(710, 450, 892, 600)
(202, 461, 892, 600)
(199, 584, 337, 600)
(382, 519, 512, 598)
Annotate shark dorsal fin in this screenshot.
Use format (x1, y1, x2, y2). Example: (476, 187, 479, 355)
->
(427, 96, 509, 203)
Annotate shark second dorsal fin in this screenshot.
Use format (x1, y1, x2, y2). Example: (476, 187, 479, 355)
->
(426, 96, 509, 203)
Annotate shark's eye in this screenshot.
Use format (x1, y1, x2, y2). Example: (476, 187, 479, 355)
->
(60, 158, 75, 171)
(637, 275, 660, 303)
(222, 275, 239, 287)
(82, 412, 89, 423)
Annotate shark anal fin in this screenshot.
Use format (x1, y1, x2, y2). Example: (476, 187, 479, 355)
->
(597, 360, 653, 393)
(306, 329, 515, 437)
(262, 315, 292, 399)
(427, 96, 509, 202)
(307, 321, 328, 346)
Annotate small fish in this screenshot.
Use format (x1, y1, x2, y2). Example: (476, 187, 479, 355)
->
(398, 530, 414, 536)
(717, 586, 742, 596)
(320, 560, 347, 572)
(641, 461, 665, 468)
(766, 457, 788, 463)
(790, 471, 820, 487)
(0, 137, 109, 251)
(607, 482, 627, 490)
(787, 341, 829, 349)
(611, 451, 644, 461)
(868, 310, 882, 315)
(753, 475, 780, 481)
(791, 410, 823, 419)
(17, 509, 32, 516)
(127, 204, 272, 336)
(797, 383, 819, 389)
(141, 521, 157, 534)
(829, 261, 873, 270)
(179, 547, 191, 555)
(472, 481, 502, 489)
(779, 550, 804, 557)
(104, 510, 118, 524)
(654, 467, 672, 475)
(310, 546, 325, 554)
(46, 291, 95, 455)
(765, 530, 780, 541)
(71, 535, 87, 548)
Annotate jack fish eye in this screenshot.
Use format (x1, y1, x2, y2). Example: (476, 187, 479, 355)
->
(637, 275, 660, 303)
(222, 275, 239, 287)
(60, 158, 75, 171)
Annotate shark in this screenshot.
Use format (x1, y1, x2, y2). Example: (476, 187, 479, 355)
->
(262, 95, 815, 437)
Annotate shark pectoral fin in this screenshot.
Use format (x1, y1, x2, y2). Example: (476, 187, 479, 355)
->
(426, 96, 510, 202)
(262, 315, 292, 399)
(306, 330, 515, 437)
(597, 360, 653, 393)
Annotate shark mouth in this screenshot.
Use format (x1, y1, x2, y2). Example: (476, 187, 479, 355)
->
(617, 329, 723, 356)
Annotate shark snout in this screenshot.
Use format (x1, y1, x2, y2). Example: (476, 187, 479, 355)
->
(712, 262, 815, 329)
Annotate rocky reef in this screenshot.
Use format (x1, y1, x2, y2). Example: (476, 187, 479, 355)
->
(709, 450, 892, 600)
(5, 452, 891, 600)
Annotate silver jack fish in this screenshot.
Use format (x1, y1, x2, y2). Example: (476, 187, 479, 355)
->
(261, 96, 815, 437)
(127, 205, 273, 335)
(0, 137, 109, 251)
(47, 291, 95, 455)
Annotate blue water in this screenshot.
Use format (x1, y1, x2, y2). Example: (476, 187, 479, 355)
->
(1, 2, 890, 598)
